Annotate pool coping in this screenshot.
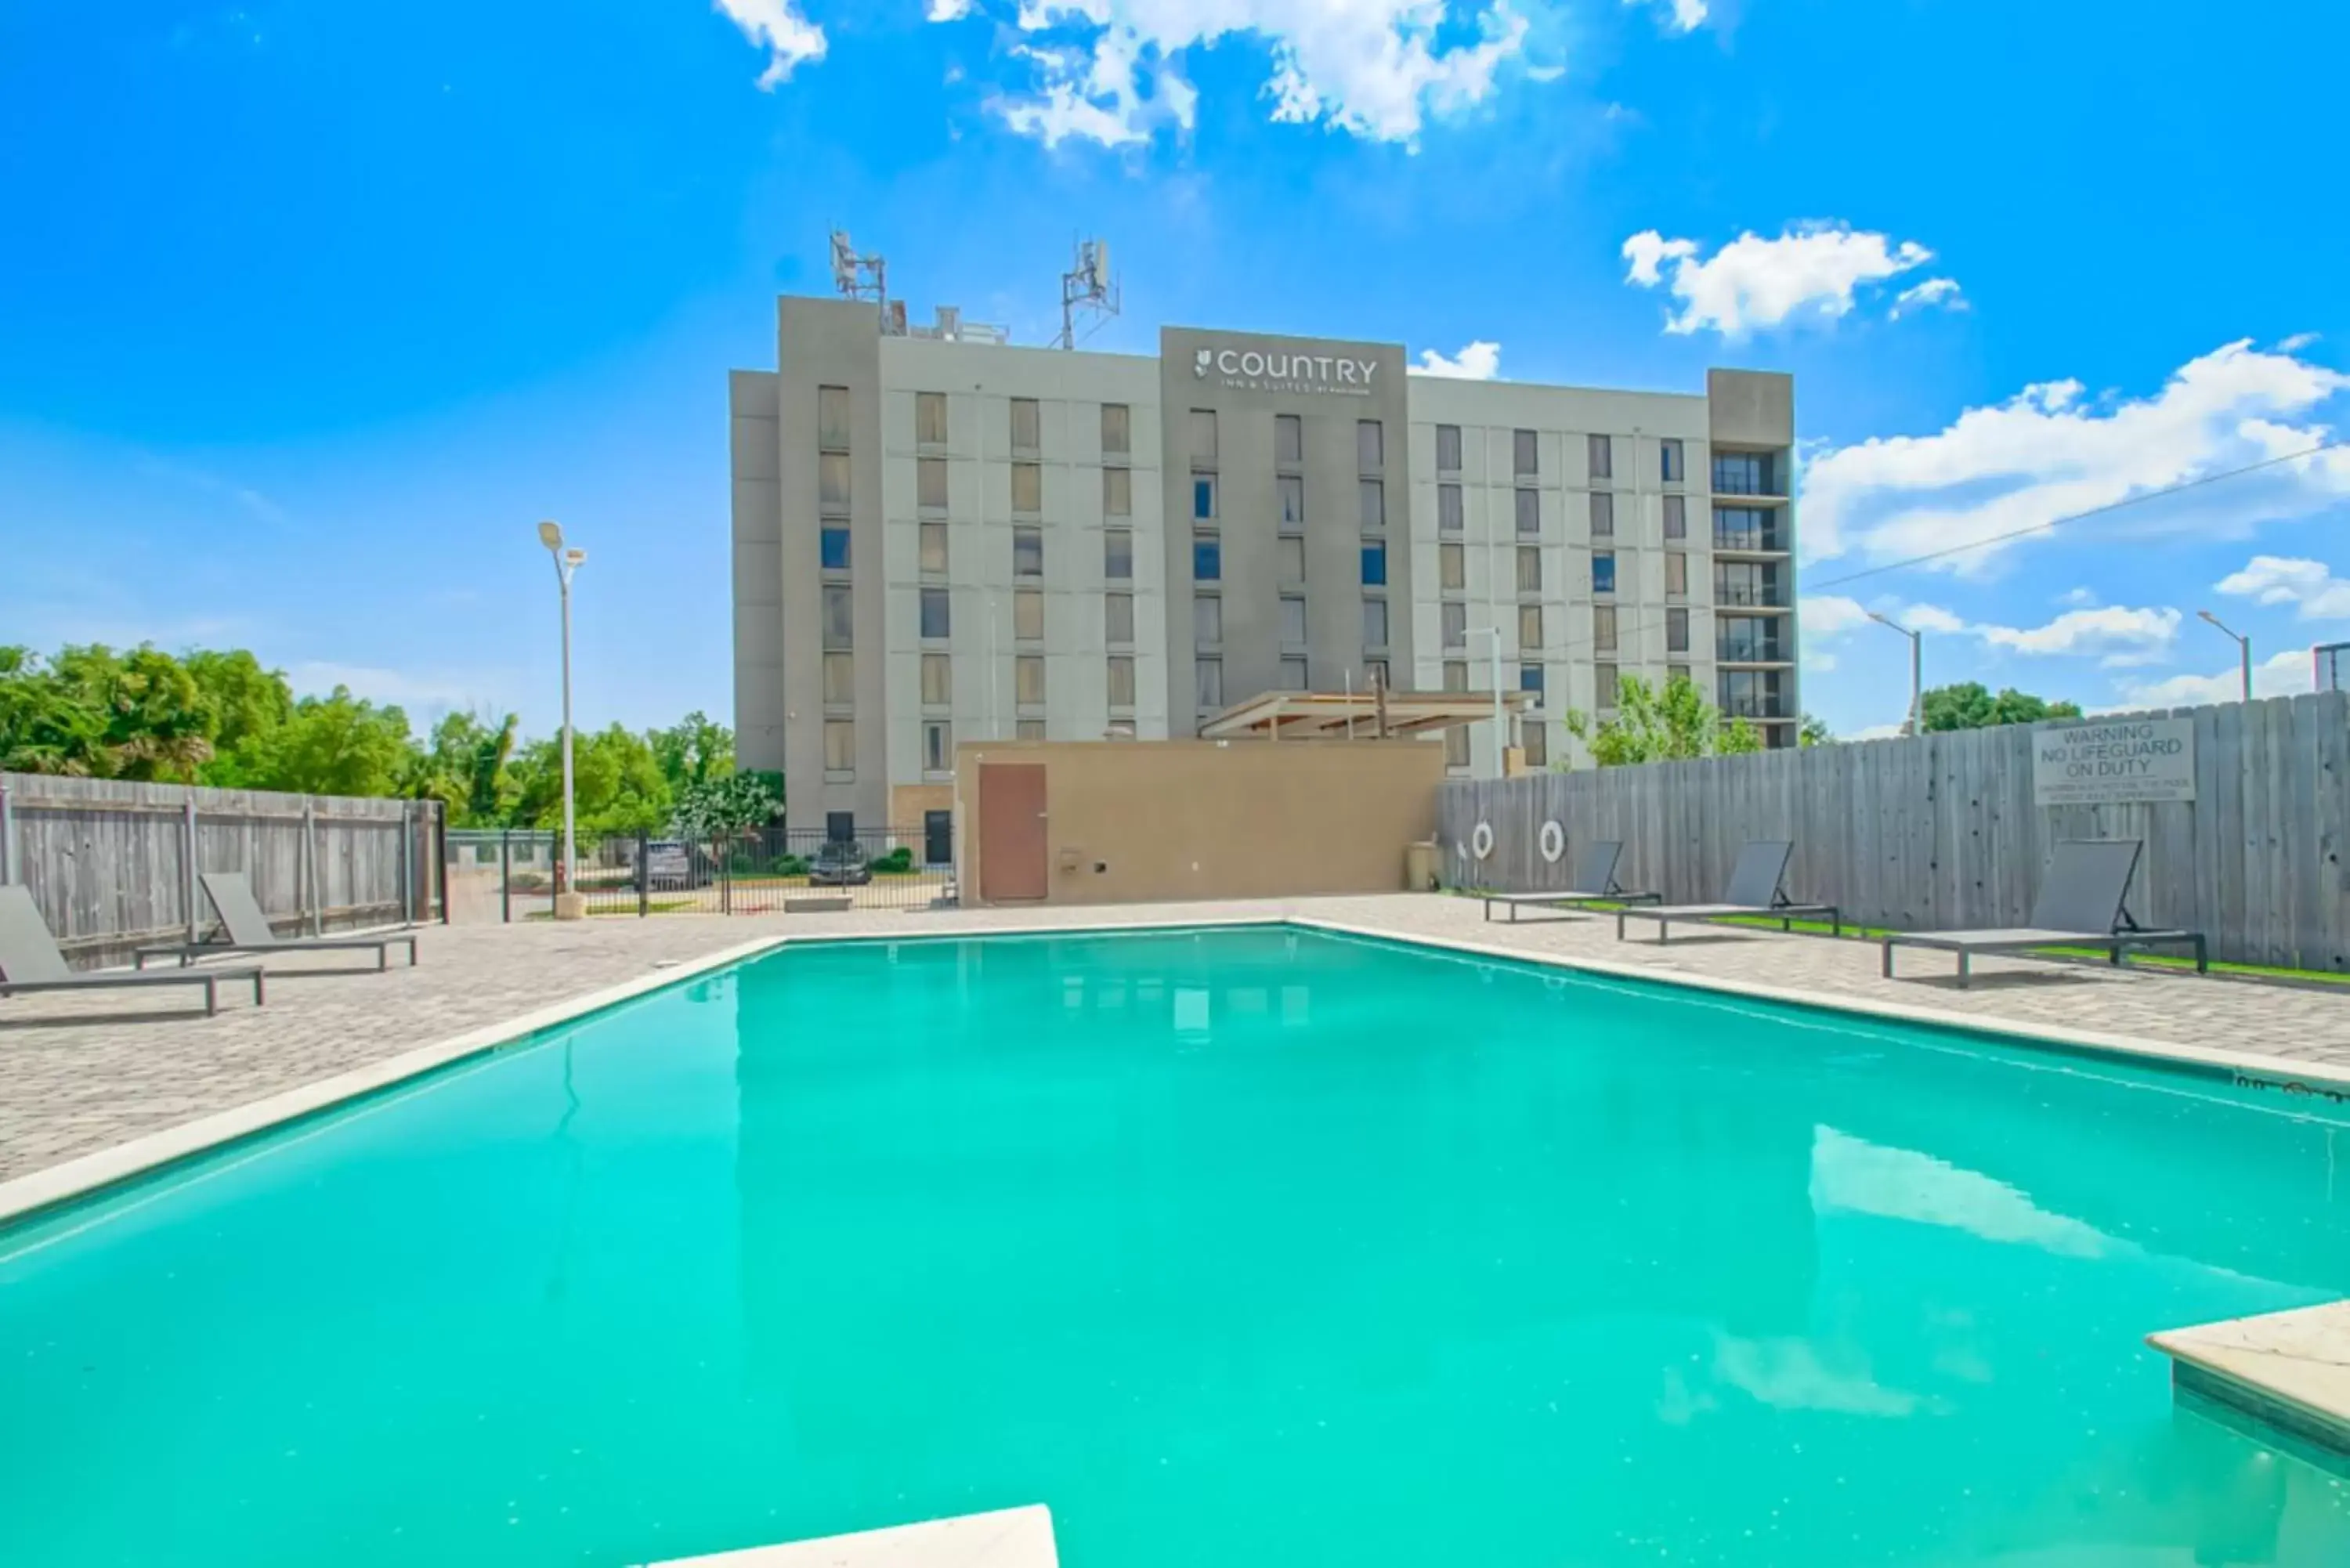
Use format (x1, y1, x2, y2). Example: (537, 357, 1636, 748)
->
(4, 906, 2345, 1230)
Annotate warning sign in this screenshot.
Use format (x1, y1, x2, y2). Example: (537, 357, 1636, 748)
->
(2033, 717, 2197, 806)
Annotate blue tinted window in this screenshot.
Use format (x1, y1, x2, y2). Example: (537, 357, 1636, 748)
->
(1593, 552, 1616, 594)
(1194, 537, 1221, 581)
(820, 526, 850, 571)
(1361, 541, 1386, 586)
(1194, 477, 1216, 519)
(1520, 663, 1545, 694)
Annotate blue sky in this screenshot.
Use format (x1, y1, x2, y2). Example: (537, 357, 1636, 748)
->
(5, 0, 2348, 739)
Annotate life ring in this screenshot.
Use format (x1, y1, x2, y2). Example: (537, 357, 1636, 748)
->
(1538, 820, 1565, 863)
(1471, 821, 1495, 861)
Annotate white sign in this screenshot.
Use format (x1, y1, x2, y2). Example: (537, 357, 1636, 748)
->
(2033, 717, 2197, 806)
(1192, 345, 1379, 397)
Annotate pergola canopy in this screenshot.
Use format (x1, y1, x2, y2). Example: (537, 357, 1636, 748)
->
(1197, 688, 1536, 741)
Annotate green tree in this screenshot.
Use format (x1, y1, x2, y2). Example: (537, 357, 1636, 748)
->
(414, 710, 520, 825)
(0, 646, 108, 775)
(1920, 681, 2084, 732)
(672, 768, 783, 838)
(240, 688, 418, 797)
(1799, 714, 1832, 747)
(1563, 674, 1761, 766)
(509, 725, 672, 838)
(649, 711, 734, 796)
(185, 649, 293, 768)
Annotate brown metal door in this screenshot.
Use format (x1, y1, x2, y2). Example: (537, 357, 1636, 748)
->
(978, 764, 1049, 902)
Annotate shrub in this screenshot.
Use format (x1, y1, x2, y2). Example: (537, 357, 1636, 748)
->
(870, 846, 915, 874)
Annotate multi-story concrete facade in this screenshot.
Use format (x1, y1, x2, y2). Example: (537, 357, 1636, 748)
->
(732, 296, 1798, 835)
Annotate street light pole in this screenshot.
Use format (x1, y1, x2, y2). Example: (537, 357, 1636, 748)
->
(538, 521, 588, 913)
(1867, 611, 1923, 737)
(2197, 609, 2253, 703)
(1468, 624, 1506, 776)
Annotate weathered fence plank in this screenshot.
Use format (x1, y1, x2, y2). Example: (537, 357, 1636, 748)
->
(1439, 692, 2350, 971)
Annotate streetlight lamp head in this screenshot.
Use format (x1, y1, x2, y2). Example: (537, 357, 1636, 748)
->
(563, 547, 587, 567)
(2197, 609, 2220, 627)
(537, 520, 564, 551)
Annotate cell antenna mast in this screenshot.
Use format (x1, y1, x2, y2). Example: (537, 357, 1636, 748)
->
(830, 228, 888, 315)
(1058, 237, 1120, 349)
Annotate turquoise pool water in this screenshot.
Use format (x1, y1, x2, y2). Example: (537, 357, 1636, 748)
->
(3, 926, 2348, 1566)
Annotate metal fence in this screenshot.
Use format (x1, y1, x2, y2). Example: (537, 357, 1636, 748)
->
(450, 826, 956, 922)
(1, 773, 445, 970)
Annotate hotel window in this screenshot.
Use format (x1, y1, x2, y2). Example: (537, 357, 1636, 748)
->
(1589, 491, 1614, 538)
(1105, 591, 1134, 645)
(1439, 482, 1463, 534)
(1593, 604, 1618, 652)
(1193, 533, 1221, 581)
(1517, 603, 1543, 651)
(822, 584, 854, 649)
(1017, 720, 1047, 742)
(1595, 663, 1620, 710)
(1012, 462, 1042, 515)
(1513, 428, 1538, 477)
(1443, 659, 1468, 692)
(916, 392, 948, 446)
(1015, 655, 1046, 706)
(1276, 414, 1303, 464)
(921, 653, 952, 706)
(1514, 488, 1539, 536)
(1517, 545, 1542, 594)
(1522, 722, 1548, 768)
(1101, 403, 1130, 455)
(1281, 656, 1309, 690)
(920, 522, 948, 574)
(1593, 551, 1617, 595)
(1195, 657, 1224, 710)
(1278, 536, 1306, 581)
(1014, 589, 1044, 642)
(1010, 398, 1041, 453)
(1193, 475, 1217, 520)
(1359, 479, 1385, 531)
(1587, 433, 1612, 480)
(1360, 540, 1387, 586)
(1013, 525, 1043, 578)
(1667, 607, 1690, 654)
(1520, 663, 1545, 695)
(819, 452, 851, 511)
(1440, 542, 1466, 591)
(1445, 726, 1470, 768)
(1108, 656, 1136, 708)
(823, 718, 855, 772)
(1661, 438, 1685, 483)
(1278, 474, 1305, 528)
(822, 652, 854, 704)
(919, 587, 950, 639)
(818, 385, 850, 450)
(1104, 528, 1133, 580)
(1358, 419, 1384, 471)
(1665, 550, 1687, 598)
(1195, 594, 1223, 647)
(917, 457, 947, 510)
(1663, 493, 1686, 540)
(1281, 594, 1307, 645)
(923, 721, 953, 774)
(1103, 465, 1131, 518)
(1363, 597, 1390, 649)
(1437, 424, 1462, 472)
(1712, 450, 1776, 495)
(1668, 663, 1690, 688)
(1190, 409, 1217, 464)
(819, 524, 850, 572)
(1442, 600, 1468, 649)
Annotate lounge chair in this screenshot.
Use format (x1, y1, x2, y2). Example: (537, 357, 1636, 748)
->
(0, 884, 264, 1017)
(1881, 839, 2205, 988)
(1614, 840, 1839, 942)
(1481, 841, 1661, 923)
(135, 872, 420, 972)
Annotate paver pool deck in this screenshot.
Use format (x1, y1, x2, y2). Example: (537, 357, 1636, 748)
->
(2, 892, 2346, 1194)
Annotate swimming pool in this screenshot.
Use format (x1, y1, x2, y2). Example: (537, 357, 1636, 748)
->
(3, 925, 2347, 1566)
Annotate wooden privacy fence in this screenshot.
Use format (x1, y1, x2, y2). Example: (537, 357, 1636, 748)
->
(0, 774, 445, 970)
(1437, 691, 2350, 973)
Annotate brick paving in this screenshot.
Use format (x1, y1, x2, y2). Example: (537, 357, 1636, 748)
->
(2, 894, 2345, 1183)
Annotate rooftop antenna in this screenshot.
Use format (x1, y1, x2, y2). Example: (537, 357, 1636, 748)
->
(830, 228, 896, 332)
(1057, 237, 1120, 349)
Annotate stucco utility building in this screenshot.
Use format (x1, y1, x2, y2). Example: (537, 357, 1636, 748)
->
(731, 294, 1798, 836)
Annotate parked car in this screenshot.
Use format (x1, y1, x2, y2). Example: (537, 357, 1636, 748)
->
(635, 839, 714, 890)
(808, 839, 873, 887)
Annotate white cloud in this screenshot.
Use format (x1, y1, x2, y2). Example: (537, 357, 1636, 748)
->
(1900, 603, 1967, 634)
(1626, 0, 1707, 32)
(987, 2, 1545, 148)
(1847, 723, 1907, 742)
(1889, 276, 1965, 319)
(1804, 598, 2179, 668)
(1620, 222, 1938, 336)
(2059, 586, 2099, 607)
(927, 0, 974, 17)
(1800, 339, 2350, 568)
(1798, 594, 1871, 636)
(714, 0, 827, 88)
(1413, 339, 1502, 379)
(2109, 649, 2312, 710)
(2217, 555, 2350, 621)
(287, 662, 512, 714)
